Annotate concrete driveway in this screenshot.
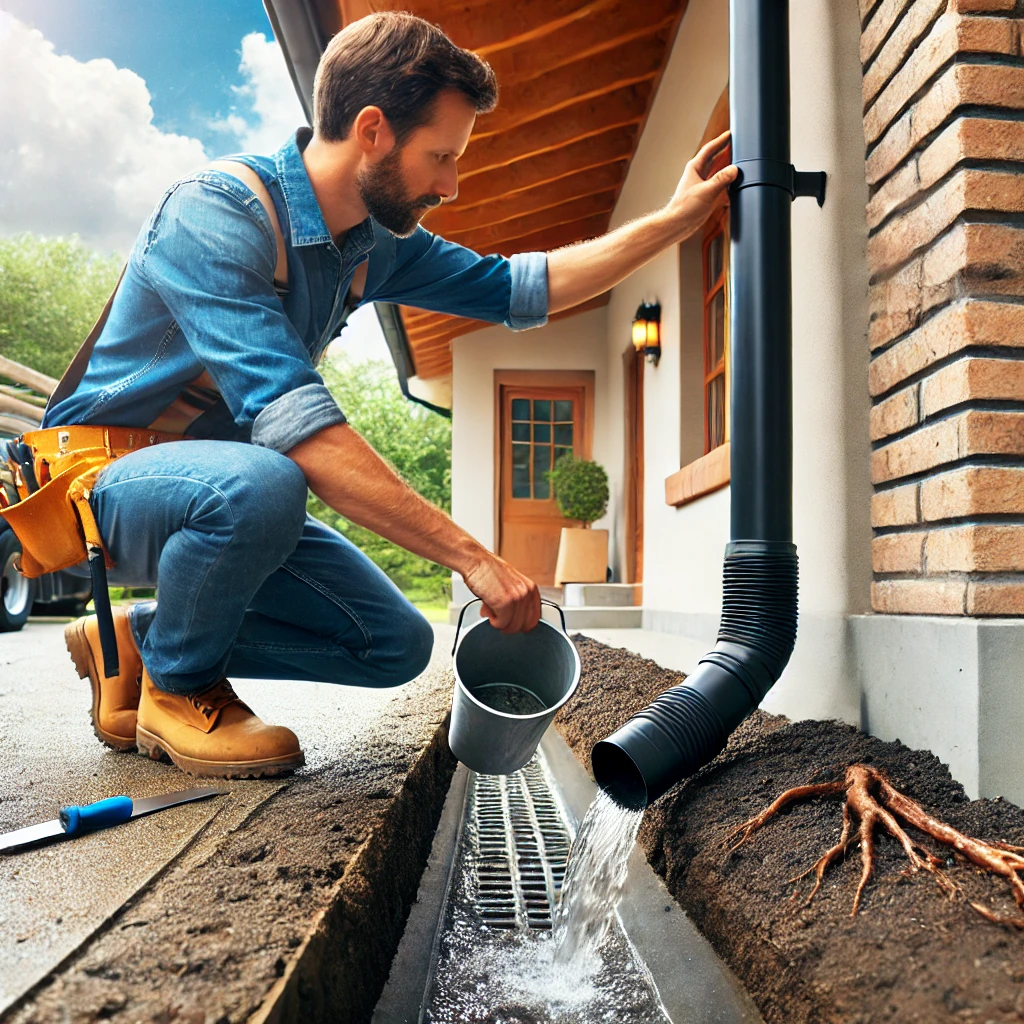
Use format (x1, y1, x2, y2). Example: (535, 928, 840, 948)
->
(0, 617, 457, 1023)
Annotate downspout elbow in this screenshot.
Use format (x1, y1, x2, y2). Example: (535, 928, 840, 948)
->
(591, 541, 798, 809)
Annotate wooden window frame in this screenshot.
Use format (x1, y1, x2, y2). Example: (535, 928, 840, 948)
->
(666, 206, 732, 509)
(702, 207, 729, 455)
(665, 86, 732, 509)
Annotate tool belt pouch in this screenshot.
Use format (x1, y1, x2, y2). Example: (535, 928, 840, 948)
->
(1, 426, 183, 579)
(0, 460, 112, 578)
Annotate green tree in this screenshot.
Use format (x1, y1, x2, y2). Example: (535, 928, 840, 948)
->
(308, 355, 452, 602)
(0, 234, 121, 380)
(0, 233, 451, 600)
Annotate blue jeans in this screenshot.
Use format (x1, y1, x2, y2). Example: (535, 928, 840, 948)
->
(84, 440, 434, 695)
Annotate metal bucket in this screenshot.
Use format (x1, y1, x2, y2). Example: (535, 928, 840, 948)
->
(449, 599, 580, 775)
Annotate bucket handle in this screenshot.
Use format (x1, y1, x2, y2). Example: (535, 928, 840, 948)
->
(452, 597, 567, 654)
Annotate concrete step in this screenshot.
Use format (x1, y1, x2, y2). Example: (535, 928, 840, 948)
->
(563, 583, 639, 608)
(562, 605, 642, 629)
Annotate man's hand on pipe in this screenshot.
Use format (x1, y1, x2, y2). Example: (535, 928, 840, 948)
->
(462, 553, 541, 634)
(545, 131, 738, 314)
(665, 130, 738, 237)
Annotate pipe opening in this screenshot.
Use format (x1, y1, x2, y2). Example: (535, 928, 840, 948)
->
(592, 741, 648, 811)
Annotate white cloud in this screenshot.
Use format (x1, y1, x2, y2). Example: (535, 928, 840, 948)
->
(0, 13, 209, 255)
(226, 32, 307, 156)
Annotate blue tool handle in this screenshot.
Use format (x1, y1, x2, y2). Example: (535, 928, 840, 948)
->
(59, 795, 133, 836)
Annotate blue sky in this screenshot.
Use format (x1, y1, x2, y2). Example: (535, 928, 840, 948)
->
(0, 0, 276, 155)
(0, 0, 308, 252)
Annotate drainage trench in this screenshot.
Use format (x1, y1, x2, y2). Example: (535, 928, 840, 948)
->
(372, 731, 764, 1024)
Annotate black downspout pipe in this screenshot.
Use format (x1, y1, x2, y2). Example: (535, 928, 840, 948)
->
(591, 0, 825, 810)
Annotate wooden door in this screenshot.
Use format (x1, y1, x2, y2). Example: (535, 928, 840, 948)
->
(623, 345, 644, 584)
(498, 385, 586, 585)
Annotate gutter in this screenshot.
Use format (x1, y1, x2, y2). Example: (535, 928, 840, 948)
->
(262, 0, 324, 122)
(591, 0, 826, 810)
(375, 304, 452, 419)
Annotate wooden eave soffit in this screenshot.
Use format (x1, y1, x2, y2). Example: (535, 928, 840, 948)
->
(325, 0, 689, 379)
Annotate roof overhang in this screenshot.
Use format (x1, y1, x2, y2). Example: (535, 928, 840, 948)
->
(266, 0, 687, 384)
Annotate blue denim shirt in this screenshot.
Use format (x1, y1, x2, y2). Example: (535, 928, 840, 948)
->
(44, 129, 549, 452)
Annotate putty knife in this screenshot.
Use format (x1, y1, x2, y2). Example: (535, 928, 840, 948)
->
(0, 786, 227, 853)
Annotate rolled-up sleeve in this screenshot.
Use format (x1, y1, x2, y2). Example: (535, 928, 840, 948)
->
(138, 178, 344, 453)
(364, 226, 549, 331)
(251, 382, 346, 452)
(507, 251, 548, 329)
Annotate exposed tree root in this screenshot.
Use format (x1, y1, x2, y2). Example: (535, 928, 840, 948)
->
(725, 764, 1024, 927)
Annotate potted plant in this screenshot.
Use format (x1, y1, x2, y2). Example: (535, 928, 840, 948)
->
(548, 454, 610, 585)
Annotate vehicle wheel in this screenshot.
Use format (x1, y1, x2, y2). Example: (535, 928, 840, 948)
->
(0, 529, 36, 632)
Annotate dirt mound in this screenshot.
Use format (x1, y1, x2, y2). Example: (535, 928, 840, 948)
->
(556, 636, 1024, 1024)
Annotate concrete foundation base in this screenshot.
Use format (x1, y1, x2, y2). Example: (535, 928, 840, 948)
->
(850, 615, 1024, 805)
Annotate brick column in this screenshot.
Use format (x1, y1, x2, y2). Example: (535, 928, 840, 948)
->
(861, 0, 1024, 615)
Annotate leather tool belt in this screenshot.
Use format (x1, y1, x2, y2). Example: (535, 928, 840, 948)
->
(1, 425, 185, 677)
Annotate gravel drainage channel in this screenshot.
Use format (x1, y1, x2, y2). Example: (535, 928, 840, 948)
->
(372, 730, 764, 1024)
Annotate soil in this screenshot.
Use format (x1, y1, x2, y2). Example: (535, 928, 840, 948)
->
(7, 671, 458, 1024)
(556, 636, 1024, 1024)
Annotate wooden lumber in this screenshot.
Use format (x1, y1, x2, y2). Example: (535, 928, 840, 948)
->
(473, 43, 663, 139)
(458, 86, 650, 176)
(405, 293, 611, 379)
(0, 393, 44, 423)
(426, 163, 624, 232)
(484, 0, 680, 86)
(432, 0, 614, 56)
(0, 385, 46, 407)
(0, 414, 40, 436)
(0, 355, 57, 397)
(443, 192, 616, 247)
(453, 129, 634, 199)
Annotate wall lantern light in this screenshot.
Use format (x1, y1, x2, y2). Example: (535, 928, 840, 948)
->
(631, 301, 661, 366)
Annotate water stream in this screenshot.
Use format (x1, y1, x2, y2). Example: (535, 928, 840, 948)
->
(552, 789, 644, 969)
(424, 755, 670, 1024)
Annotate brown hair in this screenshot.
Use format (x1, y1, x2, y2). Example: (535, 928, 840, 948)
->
(313, 12, 497, 144)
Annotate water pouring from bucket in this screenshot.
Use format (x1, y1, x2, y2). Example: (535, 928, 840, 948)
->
(449, 599, 581, 776)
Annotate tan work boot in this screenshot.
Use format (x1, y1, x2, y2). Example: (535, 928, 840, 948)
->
(65, 608, 143, 751)
(136, 671, 304, 778)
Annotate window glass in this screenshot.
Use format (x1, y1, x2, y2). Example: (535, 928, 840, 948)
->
(706, 233, 723, 288)
(710, 290, 725, 368)
(508, 393, 579, 500)
(707, 376, 725, 450)
(700, 210, 729, 456)
(512, 443, 530, 498)
(533, 444, 551, 499)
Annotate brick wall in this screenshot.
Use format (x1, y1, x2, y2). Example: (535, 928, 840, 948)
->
(861, 0, 1024, 615)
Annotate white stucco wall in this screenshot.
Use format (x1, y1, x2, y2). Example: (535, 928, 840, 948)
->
(604, 0, 732, 617)
(450, 306, 610, 557)
(602, 0, 872, 722)
(447, 0, 872, 726)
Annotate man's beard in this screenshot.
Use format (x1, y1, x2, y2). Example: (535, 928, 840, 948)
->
(357, 146, 441, 237)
